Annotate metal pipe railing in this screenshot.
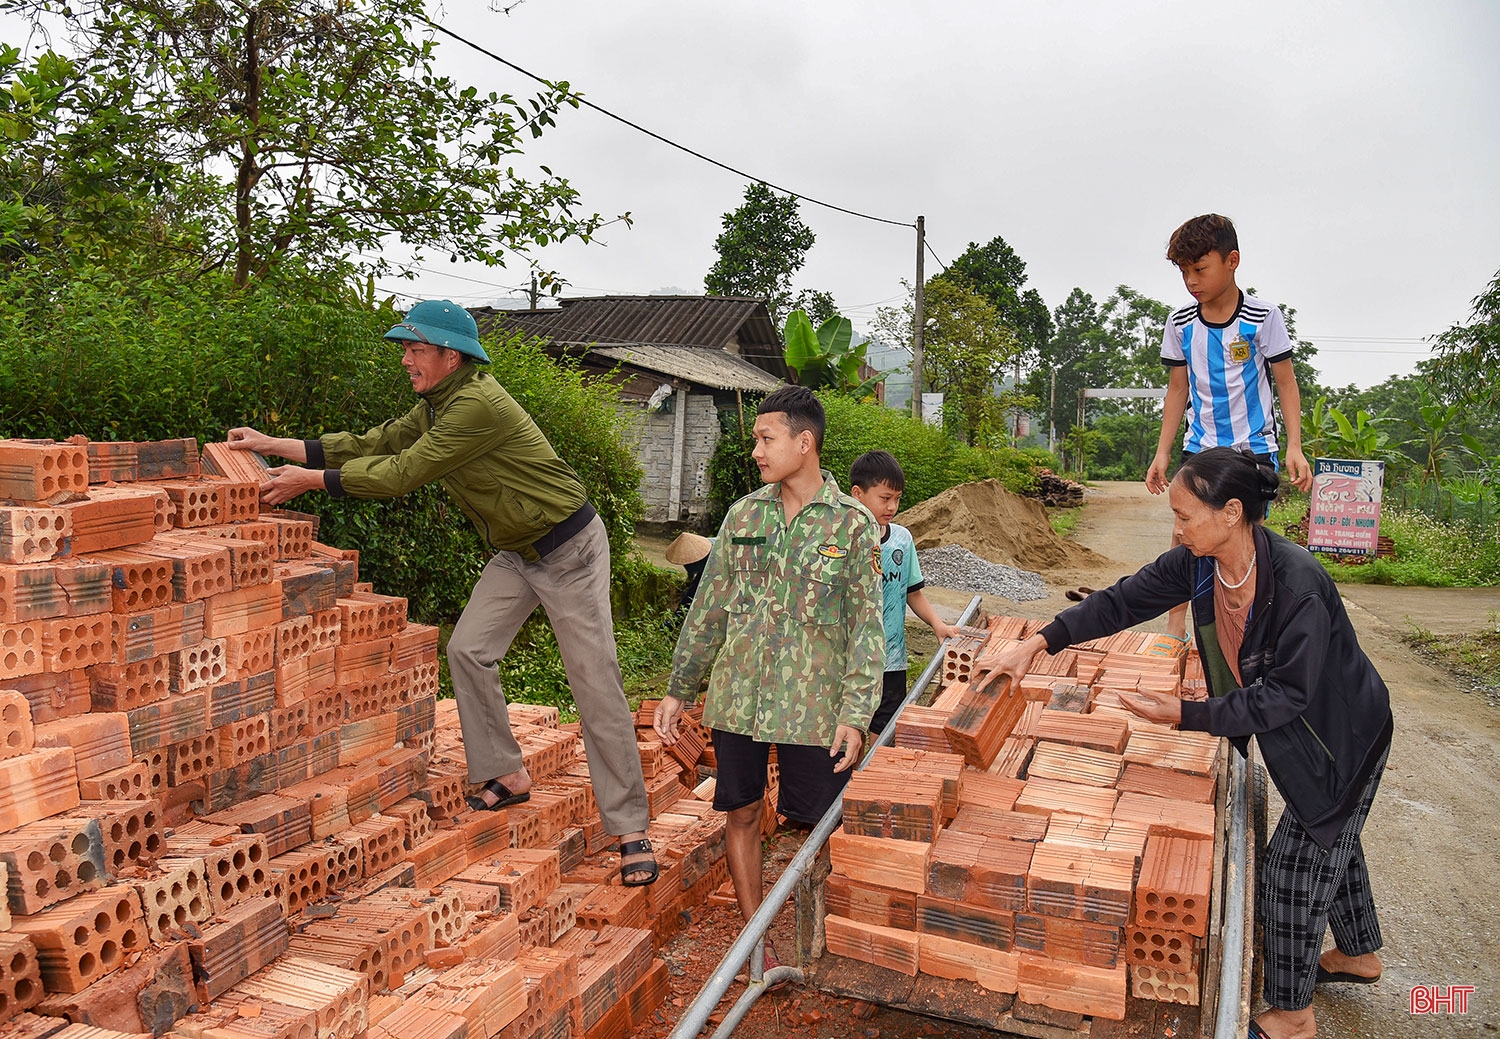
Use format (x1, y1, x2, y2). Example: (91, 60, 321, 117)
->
(1213, 749, 1253, 1038)
(671, 595, 983, 1039)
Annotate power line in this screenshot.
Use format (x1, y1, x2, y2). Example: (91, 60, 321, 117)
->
(420, 17, 914, 230)
(925, 240, 950, 272)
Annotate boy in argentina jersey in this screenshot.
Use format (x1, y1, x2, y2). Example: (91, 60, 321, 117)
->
(1146, 214, 1314, 641)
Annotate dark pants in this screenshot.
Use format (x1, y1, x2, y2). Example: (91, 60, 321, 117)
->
(869, 669, 909, 736)
(1259, 744, 1388, 1010)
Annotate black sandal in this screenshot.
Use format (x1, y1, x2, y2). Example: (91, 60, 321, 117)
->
(464, 779, 530, 812)
(619, 838, 658, 887)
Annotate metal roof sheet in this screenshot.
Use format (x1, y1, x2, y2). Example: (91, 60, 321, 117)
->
(477, 296, 790, 381)
(590, 344, 783, 392)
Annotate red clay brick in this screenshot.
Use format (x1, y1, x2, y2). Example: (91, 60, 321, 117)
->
(0, 440, 89, 504)
(0, 507, 70, 564)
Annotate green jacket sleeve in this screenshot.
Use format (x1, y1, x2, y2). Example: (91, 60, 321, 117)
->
(321, 402, 428, 468)
(838, 510, 885, 730)
(665, 519, 733, 704)
(331, 393, 505, 499)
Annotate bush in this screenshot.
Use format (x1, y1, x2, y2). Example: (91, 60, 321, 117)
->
(1267, 496, 1500, 587)
(0, 260, 646, 624)
(703, 392, 1048, 527)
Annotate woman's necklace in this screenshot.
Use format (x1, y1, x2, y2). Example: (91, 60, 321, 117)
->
(1215, 552, 1255, 590)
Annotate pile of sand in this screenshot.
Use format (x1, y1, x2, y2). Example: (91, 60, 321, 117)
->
(896, 479, 1108, 572)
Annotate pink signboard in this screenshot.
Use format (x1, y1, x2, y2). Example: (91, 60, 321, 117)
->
(1307, 458, 1385, 556)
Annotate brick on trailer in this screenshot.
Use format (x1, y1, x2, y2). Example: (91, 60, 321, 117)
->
(914, 892, 1015, 951)
(1125, 922, 1200, 973)
(1016, 953, 1127, 1021)
(1135, 835, 1214, 937)
(1117, 760, 1217, 804)
(841, 769, 944, 843)
(828, 831, 931, 894)
(1025, 841, 1137, 927)
(1112, 792, 1216, 841)
(1027, 739, 1125, 788)
(1013, 776, 1119, 821)
(917, 932, 1019, 994)
(1130, 964, 1200, 1006)
(824, 915, 919, 976)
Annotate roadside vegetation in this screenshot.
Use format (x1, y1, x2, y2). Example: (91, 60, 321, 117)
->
(1403, 619, 1500, 709)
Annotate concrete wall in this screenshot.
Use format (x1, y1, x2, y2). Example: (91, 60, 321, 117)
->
(626, 391, 720, 524)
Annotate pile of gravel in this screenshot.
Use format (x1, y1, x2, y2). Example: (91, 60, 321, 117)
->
(917, 544, 1048, 602)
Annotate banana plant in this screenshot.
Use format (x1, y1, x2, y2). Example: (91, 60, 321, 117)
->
(1326, 404, 1391, 461)
(783, 309, 886, 396)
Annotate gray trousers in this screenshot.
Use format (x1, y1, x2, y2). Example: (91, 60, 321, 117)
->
(447, 515, 649, 836)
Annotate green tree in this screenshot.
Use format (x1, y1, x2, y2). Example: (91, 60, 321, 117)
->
(1031, 287, 1131, 442)
(703, 181, 814, 323)
(2, 0, 608, 285)
(920, 277, 1022, 447)
(0, 44, 207, 268)
(1430, 267, 1500, 406)
(1099, 285, 1170, 385)
(944, 234, 1053, 362)
(790, 287, 839, 326)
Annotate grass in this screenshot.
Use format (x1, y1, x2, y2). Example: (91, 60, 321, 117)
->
(1267, 495, 1500, 587)
(1403, 618, 1500, 709)
(1049, 506, 1083, 539)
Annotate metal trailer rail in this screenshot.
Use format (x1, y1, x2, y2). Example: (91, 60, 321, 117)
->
(669, 595, 982, 1039)
(669, 595, 1259, 1039)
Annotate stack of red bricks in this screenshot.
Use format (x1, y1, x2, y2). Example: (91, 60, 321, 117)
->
(823, 614, 1218, 1022)
(0, 436, 715, 1039)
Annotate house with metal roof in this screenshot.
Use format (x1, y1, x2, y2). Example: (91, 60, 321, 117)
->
(473, 296, 787, 525)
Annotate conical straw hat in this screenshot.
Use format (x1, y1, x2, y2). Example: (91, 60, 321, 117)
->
(664, 532, 713, 565)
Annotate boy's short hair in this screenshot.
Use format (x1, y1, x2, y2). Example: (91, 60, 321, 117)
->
(757, 386, 825, 452)
(1167, 214, 1239, 265)
(850, 450, 905, 493)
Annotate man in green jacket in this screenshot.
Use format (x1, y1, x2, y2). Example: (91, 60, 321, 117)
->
(229, 300, 656, 885)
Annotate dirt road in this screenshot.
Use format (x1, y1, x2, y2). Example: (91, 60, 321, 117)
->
(928, 481, 1500, 1035)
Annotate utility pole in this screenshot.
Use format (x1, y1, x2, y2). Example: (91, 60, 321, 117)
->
(911, 215, 925, 422)
(1049, 370, 1056, 454)
(527, 273, 540, 310)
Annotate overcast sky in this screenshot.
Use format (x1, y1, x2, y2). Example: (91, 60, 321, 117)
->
(386, 1, 1498, 390)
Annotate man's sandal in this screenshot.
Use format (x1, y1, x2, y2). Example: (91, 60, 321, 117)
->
(619, 838, 659, 887)
(464, 779, 530, 813)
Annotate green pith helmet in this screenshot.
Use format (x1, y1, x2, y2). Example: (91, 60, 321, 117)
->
(384, 299, 489, 363)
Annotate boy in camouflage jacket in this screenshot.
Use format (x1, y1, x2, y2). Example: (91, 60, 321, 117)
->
(656, 387, 883, 961)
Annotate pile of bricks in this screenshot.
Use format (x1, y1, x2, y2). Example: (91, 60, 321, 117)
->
(0, 436, 719, 1039)
(824, 614, 1219, 1022)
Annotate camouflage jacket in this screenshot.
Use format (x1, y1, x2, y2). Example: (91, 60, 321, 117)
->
(666, 472, 884, 746)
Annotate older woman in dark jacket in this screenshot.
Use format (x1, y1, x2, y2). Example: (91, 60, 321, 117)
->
(976, 448, 1392, 1039)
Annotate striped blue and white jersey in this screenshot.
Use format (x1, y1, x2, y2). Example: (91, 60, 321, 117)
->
(1160, 291, 1293, 456)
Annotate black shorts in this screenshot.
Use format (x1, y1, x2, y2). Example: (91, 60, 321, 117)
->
(711, 729, 854, 826)
(869, 669, 909, 736)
